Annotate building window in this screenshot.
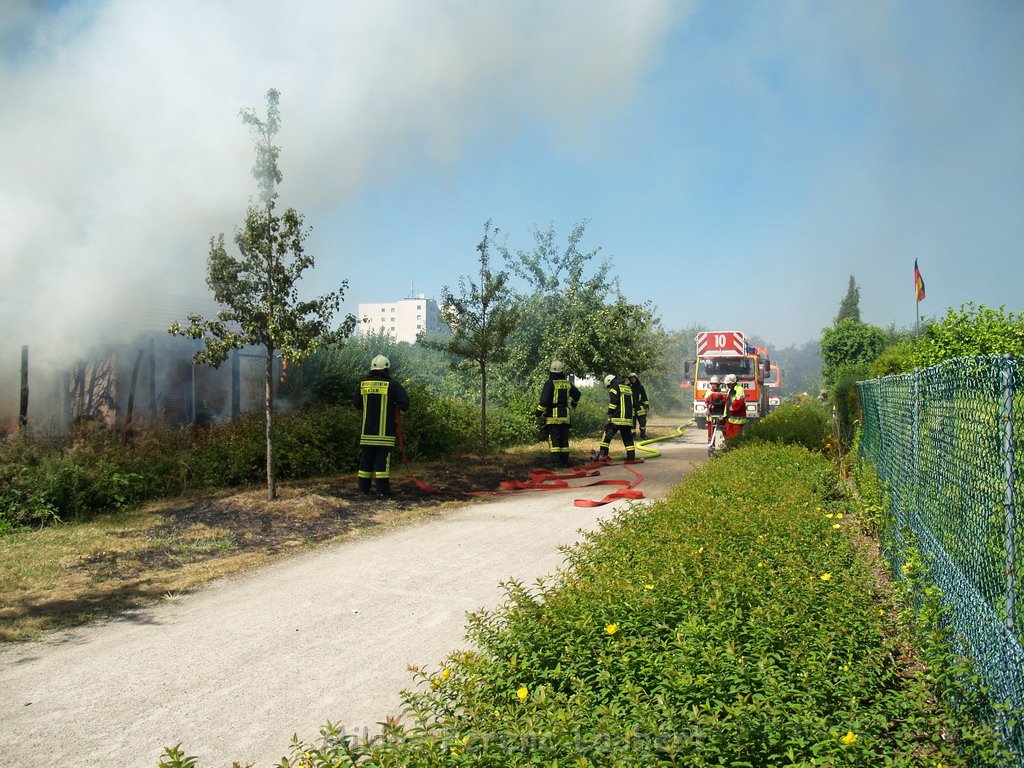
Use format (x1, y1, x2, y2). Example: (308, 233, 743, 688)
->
(417, 315, 422, 320)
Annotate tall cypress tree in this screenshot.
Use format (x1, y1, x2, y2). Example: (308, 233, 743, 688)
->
(834, 275, 861, 324)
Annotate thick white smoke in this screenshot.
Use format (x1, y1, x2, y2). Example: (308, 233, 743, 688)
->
(0, 0, 682, 373)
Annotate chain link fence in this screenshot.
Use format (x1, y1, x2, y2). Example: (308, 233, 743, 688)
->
(859, 356, 1022, 764)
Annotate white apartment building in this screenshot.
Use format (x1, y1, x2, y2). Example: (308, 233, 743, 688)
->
(356, 295, 445, 343)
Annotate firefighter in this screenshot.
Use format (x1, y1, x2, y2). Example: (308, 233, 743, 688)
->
(723, 373, 747, 442)
(598, 374, 636, 461)
(351, 354, 410, 498)
(704, 375, 728, 444)
(627, 372, 650, 439)
(535, 360, 581, 467)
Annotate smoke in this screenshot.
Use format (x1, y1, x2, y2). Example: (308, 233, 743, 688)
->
(0, 0, 682, 375)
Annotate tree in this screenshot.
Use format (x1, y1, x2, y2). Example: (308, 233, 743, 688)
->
(819, 319, 887, 387)
(169, 89, 354, 499)
(834, 275, 861, 324)
(497, 221, 662, 384)
(420, 222, 521, 448)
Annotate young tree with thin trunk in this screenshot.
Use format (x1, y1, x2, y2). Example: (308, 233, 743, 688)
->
(170, 89, 354, 499)
(421, 222, 520, 449)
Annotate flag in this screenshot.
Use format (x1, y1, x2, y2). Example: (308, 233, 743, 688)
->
(914, 259, 926, 303)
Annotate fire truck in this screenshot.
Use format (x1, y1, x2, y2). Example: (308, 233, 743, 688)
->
(766, 364, 783, 412)
(685, 331, 771, 429)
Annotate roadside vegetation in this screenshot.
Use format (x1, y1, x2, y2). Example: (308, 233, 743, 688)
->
(160, 401, 1010, 767)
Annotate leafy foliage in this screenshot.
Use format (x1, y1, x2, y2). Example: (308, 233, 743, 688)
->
(917, 303, 1024, 364)
(834, 274, 862, 323)
(496, 221, 665, 390)
(819, 319, 887, 388)
(420, 222, 521, 448)
(169, 89, 354, 498)
(180, 446, 1010, 766)
(736, 398, 832, 452)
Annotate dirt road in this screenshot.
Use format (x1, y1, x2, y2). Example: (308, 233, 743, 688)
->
(0, 430, 708, 768)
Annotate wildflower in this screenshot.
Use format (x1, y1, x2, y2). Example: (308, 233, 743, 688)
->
(832, 523, 841, 529)
(877, 609, 885, 617)
(605, 623, 620, 636)
(825, 513, 834, 519)
(644, 584, 654, 590)
(441, 668, 451, 680)
(836, 513, 844, 519)
(757, 561, 765, 568)
(517, 686, 529, 702)
(820, 573, 832, 581)
(840, 730, 857, 745)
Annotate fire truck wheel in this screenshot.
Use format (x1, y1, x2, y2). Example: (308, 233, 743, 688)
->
(696, 417, 707, 430)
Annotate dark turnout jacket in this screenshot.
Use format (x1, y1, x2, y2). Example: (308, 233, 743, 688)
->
(352, 370, 411, 447)
(536, 373, 581, 425)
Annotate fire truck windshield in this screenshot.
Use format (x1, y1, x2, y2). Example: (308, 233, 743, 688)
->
(698, 357, 754, 379)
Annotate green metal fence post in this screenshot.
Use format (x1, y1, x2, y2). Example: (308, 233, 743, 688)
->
(1001, 355, 1018, 634)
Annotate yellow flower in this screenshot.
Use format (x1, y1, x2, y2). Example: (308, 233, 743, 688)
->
(644, 583, 654, 590)
(877, 608, 885, 616)
(840, 730, 857, 745)
(836, 513, 844, 519)
(517, 686, 529, 701)
(605, 623, 620, 636)
(820, 573, 832, 581)
(441, 668, 451, 680)
(825, 512, 834, 519)
(757, 561, 765, 567)
(832, 523, 841, 529)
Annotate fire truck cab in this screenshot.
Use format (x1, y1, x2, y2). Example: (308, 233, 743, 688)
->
(685, 331, 770, 429)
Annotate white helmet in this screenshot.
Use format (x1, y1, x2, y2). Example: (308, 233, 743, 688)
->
(723, 374, 737, 385)
(370, 354, 390, 371)
(709, 375, 720, 384)
(549, 360, 564, 373)
(627, 372, 638, 380)
(603, 374, 616, 387)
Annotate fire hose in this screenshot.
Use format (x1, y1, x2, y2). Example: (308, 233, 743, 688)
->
(394, 411, 687, 508)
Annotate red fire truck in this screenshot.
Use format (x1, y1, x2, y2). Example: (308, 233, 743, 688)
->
(685, 331, 771, 429)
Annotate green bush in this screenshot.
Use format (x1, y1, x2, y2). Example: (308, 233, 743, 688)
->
(209, 445, 1008, 767)
(737, 398, 832, 452)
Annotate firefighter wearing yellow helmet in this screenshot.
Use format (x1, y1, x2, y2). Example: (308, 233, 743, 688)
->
(598, 374, 636, 461)
(534, 360, 581, 467)
(351, 354, 410, 498)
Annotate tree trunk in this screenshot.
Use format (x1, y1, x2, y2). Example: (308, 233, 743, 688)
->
(265, 344, 277, 500)
(125, 349, 143, 425)
(19, 345, 28, 430)
(480, 362, 488, 449)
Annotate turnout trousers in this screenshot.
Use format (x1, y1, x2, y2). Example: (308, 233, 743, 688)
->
(358, 445, 394, 496)
(546, 423, 571, 466)
(599, 423, 636, 461)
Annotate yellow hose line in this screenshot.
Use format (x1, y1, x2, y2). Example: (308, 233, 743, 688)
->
(607, 421, 692, 461)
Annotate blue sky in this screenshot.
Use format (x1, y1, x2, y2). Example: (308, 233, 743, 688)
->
(1, 0, 1022, 369)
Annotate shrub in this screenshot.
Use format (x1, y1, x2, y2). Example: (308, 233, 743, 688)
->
(737, 399, 831, 452)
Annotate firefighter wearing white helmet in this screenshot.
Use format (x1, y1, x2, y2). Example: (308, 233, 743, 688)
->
(723, 373, 747, 442)
(627, 372, 650, 439)
(598, 374, 636, 462)
(704, 374, 729, 446)
(535, 360, 581, 467)
(352, 353, 410, 498)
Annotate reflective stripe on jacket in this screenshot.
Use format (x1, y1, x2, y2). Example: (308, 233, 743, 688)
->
(607, 380, 635, 426)
(727, 384, 747, 425)
(536, 375, 581, 425)
(352, 371, 411, 447)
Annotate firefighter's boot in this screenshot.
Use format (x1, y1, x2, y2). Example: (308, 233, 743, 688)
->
(626, 449, 636, 462)
(640, 429, 647, 439)
(358, 476, 372, 494)
(376, 478, 392, 499)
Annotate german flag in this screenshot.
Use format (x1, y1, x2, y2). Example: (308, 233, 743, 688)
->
(914, 259, 926, 303)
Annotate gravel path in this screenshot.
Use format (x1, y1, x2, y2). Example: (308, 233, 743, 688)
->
(0, 431, 708, 768)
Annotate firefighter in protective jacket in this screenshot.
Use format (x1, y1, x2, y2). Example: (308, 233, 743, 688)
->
(723, 373, 747, 442)
(627, 372, 650, 439)
(352, 355, 410, 498)
(598, 374, 636, 461)
(535, 360, 581, 467)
